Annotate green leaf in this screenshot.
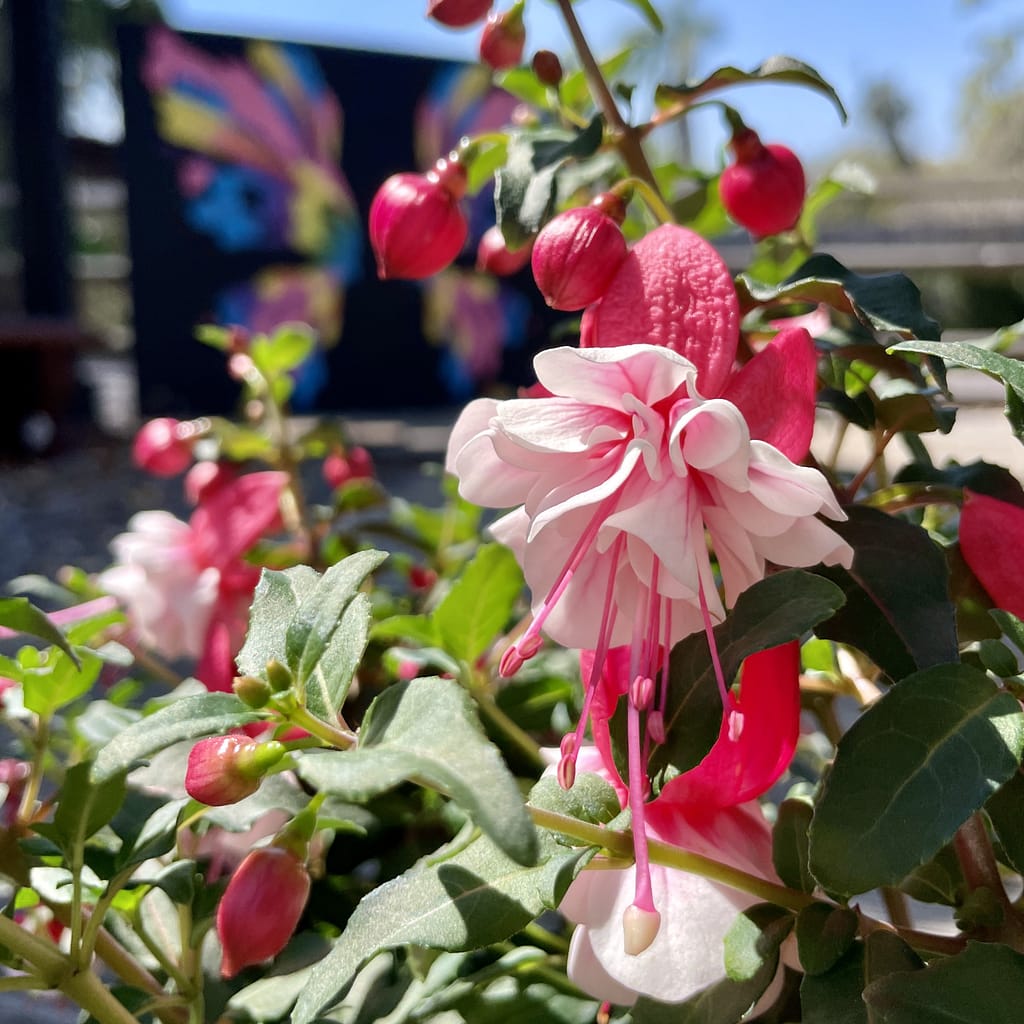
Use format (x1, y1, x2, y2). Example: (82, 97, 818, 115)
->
(52, 762, 127, 851)
(738, 254, 941, 342)
(796, 902, 858, 976)
(808, 663, 1024, 896)
(296, 676, 537, 865)
(528, 773, 621, 828)
(236, 565, 320, 678)
(986, 770, 1024, 874)
(111, 793, 189, 871)
(495, 119, 604, 248)
(250, 323, 315, 377)
(773, 798, 815, 893)
(656, 56, 847, 122)
(864, 930, 924, 981)
(0, 596, 78, 664)
(612, 0, 663, 32)
(814, 506, 957, 682)
(284, 550, 387, 720)
(863, 941, 1024, 1023)
(800, 943, 867, 1024)
(723, 903, 794, 981)
(898, 844, 964, 905)
(649, 570, 845, 787)
(433, 543, 523, 664)
(290, 827, 591, 1024)
(371, 614, 438, 647)
(22, 648, 102, 716)
(91, 693, 261, 784)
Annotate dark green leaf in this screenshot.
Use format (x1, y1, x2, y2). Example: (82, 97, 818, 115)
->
(434, 543, 523, 664)
(893, 459, 1024, 506)
(808, 663, 1024, 896)
(111, 793, 189, 871)
(814, 506, 957, 682)
(864, 930, 924, 981)
(454, 978, 600, 1024)
(863, 941, 1024, 1023)
(495, 119, 604, 248)
(236, 565, 320, 678)
(656, 56, 847, 122)
(898, 844, 964, 905)
(285, 550, 387, 719)
(296, 676, 537, 865)
(290, 828, 591, 1024)
(139, 860, 196, 904)
(773, 798, 815, 893)
(986, 770, 1024, 874)
(796, 902, 858, 976)
(723, 903, 794, 981)
(818, 386, 876, 430)
(52, 762, 127, 850)
(738, 254, 941, 342)
(0, 596, 78, 664)
(91, 693, 261, 784)
(649, 570, 845, 787)
(800, 943, 867, 1024)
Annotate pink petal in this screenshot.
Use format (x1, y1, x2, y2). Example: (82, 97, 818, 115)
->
(663, 641, 800, 808)
(961, 490, 1024, 619)
(583, 225, 739, 397)
(720, 326, 817, 461)
(190, 472, 287, 570)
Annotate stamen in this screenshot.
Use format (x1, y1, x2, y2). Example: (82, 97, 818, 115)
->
(630, 674, 654, 710)
(557, 733, 577, 790)
(698, 578, 730, 707)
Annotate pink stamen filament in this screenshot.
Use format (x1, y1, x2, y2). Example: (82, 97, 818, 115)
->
(698, 577, 730, 707)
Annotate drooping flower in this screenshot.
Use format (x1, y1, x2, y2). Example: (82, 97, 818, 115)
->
(562, 642, 800, 1006)
(960, 489, 1024, 619)
(100, 472, 286, 690)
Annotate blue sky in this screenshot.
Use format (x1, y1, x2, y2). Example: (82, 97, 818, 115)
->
(160, 0, 1022, 170)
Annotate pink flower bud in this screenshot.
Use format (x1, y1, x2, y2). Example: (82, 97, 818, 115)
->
(479, 5, 525, 70)
(476, 225, 533, 276)
(408, 565, 438, 591)
(369, 169, 468, 280)
(217, 845, 311, 977)
(532, 49, 563, 87)
(427, 0, 492, 28)
(185, 735, 284, 806)
(132, 418, 193, 477)
(323, 446, 375, 489)
(719, 128, 806, 238)
(531, 206, 627, 310)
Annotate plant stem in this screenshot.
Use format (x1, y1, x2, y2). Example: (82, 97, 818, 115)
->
(617, 176, 677, 225)
(472, 687, 545, 773)
(0, 974, 51, 992)
(553, 0, 661, 196)
(954, 812, 1024, 949)
(528, 805, 816, 911)
(17, 713, 50, 825)
(287, 704, 356, 749)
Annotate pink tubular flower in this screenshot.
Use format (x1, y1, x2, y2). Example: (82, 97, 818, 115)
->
(217, 844, 311, 977)
(562, 643, 800, 1006)
(100, 472, 286, 690)
(960, 489, 1024, 619)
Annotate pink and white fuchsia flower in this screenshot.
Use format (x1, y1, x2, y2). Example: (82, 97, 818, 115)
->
(446, 223, 852, 952)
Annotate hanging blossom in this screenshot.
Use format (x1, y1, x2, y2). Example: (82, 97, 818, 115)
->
(100, 472, 286, 691)
(561, 642, 800, 1006)
(445, 224, 853, 949)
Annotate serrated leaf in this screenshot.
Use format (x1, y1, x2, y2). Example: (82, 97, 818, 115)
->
(236, 565, 320, 678)
(808, 663, 1024, 896)
(0, 596, 78, 664)
(296, 676, 537, 865)
(649, 570, 844, 787)
(773, 798, 815, 893)
(290, 828, 591, 1024)
(738, 254, 941, 342)
(433, 543, 523, 664)
(863, 941, 1024, 1023)
(656, 56, 847, 122)
(796, 902, 858, 976)
(91, 693, 261, 784)
(814, 506, 957, 682)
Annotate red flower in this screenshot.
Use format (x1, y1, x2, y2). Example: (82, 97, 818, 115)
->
(479, 5, 526, 70)
(427, 0, 492, 28)
(719, 128, 805, 238)
(132, 417, 194, 477)
(960, 490, 1024, 619)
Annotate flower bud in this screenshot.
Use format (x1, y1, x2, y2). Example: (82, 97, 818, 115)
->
(233, 674, 272, 709)
(408, 565, 438, 592)
(265, 658, 293, 693)
(217, 844, 311, 977)
(132, 418, 193, 477)
(369, 169, 468, 280)
(476, 225, 533, 276)
(185, 735, 285, 806)
(531, 206, 628, 310)
(479, 4, 526, 70)
(427, 0, 492, 28)
(719, 128, 806, 237)
(323, 446, 375, 489)
(531, 49, 563, 87)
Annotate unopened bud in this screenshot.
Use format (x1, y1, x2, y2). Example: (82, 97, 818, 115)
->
(531, 206, 627, 310)
(427, 0, 492, 28)
(719, 127, 805, 238)
(185, 735, 285, 806)
(323, 446, 375, 489)
(476, 225, 533, 276)
(265, 659, 293, 693)
(217, 845, 311, 977)
(233, 674, 272, 709)
(132, 418, 193, 477)
(646, 709, 666, 745)
(479, 3, 526, 71)
(531, 49, 562, 87)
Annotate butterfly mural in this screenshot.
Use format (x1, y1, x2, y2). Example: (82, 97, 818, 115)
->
(141, 28, 361, 408)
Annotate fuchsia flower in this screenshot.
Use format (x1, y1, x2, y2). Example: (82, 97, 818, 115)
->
(100, 472, 286, 691)
(719, 128, 806, 238)
(960, 489, 1024, 619)
(447, 223, 851, 949)
(562, 642, 800, 1006)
